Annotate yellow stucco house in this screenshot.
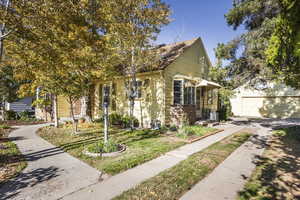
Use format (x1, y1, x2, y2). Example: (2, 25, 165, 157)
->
(53, 38, 221, 127)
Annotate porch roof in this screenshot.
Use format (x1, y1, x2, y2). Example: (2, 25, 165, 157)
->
(196, 80, 222, 88)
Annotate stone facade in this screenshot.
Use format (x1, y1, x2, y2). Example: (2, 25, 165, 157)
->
(170, 105, 197, 127)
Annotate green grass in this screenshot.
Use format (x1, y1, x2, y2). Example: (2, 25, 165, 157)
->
(38, 123, 186, 175)
(176, 125, 218, 139)
(237, 126, 300, 200)
(113, 132, 251, 200)
(0, 128, 27, 184)
(0, 124, 11, 129)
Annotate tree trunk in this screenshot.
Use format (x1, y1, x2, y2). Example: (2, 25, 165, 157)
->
(69, 97, 78, 133)
(0, 37, 3, 62)
(0, 0, 10, 62)
(103, 105, 109, 144)
(44, 105, 48, 122)
(1, 97, 6, 120)
(129, 96, 135, 130)
(129, 47, 136, 131)
(81, 96, 91, 122)
(53, 95, 59, 128)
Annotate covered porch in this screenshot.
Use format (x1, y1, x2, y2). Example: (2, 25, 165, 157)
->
(170, 76, 221, 126)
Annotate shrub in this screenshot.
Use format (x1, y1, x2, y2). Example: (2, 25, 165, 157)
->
(109, 113, 123, 125)
(177, 125, 215, 139)
(0, 124, 11, 129)
(79, 117, 86, 123)
(19, 110, 31, 119)
(93, 118, 103, 123)
(169, 125, 178, 132)
(179, 126, 196, 137)
(4, 110, 17, 120)
(87, 140, 118, 153)
(121, 115, 139, 128)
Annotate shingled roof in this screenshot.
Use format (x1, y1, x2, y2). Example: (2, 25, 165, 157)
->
(136, 37, 199, 73)
(156, 37, 199, 70)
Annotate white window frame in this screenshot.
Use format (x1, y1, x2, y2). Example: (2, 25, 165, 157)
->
(173, 79, 196, 105)
(173, 79, 184, 105)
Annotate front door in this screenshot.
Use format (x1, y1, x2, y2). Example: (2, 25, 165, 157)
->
(196, 87, 202, 118)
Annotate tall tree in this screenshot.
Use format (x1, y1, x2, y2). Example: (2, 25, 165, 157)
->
(266, 0, 300, 88)
(0, 65, 19, 119)
(0, 0, 11, 62)
(5, 0, 117, 129)
(109, 0, 170, 130)
(217, 0, 300, 89)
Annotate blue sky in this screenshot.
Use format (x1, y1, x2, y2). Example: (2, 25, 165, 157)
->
(156, 0, 244, 64)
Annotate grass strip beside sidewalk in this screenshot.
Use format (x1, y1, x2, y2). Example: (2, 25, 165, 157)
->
(237, 126, 300, 200)
(0, 127, 27, 184)
(114, 131, 252, 200)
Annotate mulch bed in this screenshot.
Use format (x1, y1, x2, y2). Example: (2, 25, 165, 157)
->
(0, 120, 46, 126)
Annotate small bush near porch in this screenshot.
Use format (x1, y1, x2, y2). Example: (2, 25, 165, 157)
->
(37, 123, 187, 175)
(176, 125, 218, 140)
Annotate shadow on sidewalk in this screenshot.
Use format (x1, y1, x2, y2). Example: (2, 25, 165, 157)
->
(0, 166, 61, 200)
(1, 137, 100, 165)
(238, 125, 300, 200)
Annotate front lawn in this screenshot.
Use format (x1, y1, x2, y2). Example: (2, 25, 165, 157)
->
(176, 125, 219, 140)
(237, 126, 300, 200)
(113, 131, 252, 200)
(38, 123, 187, 175)
(0, 126, 27, 184)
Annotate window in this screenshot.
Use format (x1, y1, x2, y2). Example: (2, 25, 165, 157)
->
(196, 88, 201, 109)
(173, 80, 183, 104)
(173, 80, 195, 105)
(136, 80, 142, 98)
(125, 80, 142, 99)
(184, 86, 195, 105)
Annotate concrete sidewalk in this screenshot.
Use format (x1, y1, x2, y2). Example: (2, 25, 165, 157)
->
(61, 125, 245, 200)
(180, 124, 271, 200)
(0, 125, 102, 200)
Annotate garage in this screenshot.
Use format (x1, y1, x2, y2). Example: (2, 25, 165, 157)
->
(230, 82, 300, 119)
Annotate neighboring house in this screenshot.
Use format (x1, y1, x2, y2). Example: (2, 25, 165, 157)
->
(230, 82, 300, 119)
(40, 38, 221, 127)
(5, 97, 35, 114)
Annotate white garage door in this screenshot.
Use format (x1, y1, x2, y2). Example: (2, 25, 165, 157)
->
(241, 96, 300, 118)
(241, 97, 264, 117)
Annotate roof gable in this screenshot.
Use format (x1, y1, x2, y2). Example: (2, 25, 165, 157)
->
(155, 38, 199, 70)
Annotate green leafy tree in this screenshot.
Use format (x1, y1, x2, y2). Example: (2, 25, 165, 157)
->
(109, 0, 170, 130)
(266, 0, 300, 88)
(218, 0, 300, 89)
(0, 65, 19, 119)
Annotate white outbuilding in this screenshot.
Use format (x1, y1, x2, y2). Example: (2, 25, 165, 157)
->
(230, 82, 300, 119)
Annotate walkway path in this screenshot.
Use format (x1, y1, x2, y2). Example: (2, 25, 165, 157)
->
(0, 125, 102, 200)
(180, 123, 271, 200)
(1, 124, 246, 200)
(61, 124, 244, 200)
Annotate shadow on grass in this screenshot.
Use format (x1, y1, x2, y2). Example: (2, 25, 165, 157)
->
(238, 126, 300, 200)
(1, 137, 101, 165)
(3, 129, 163, 165)
(0, 166, 61, 200)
